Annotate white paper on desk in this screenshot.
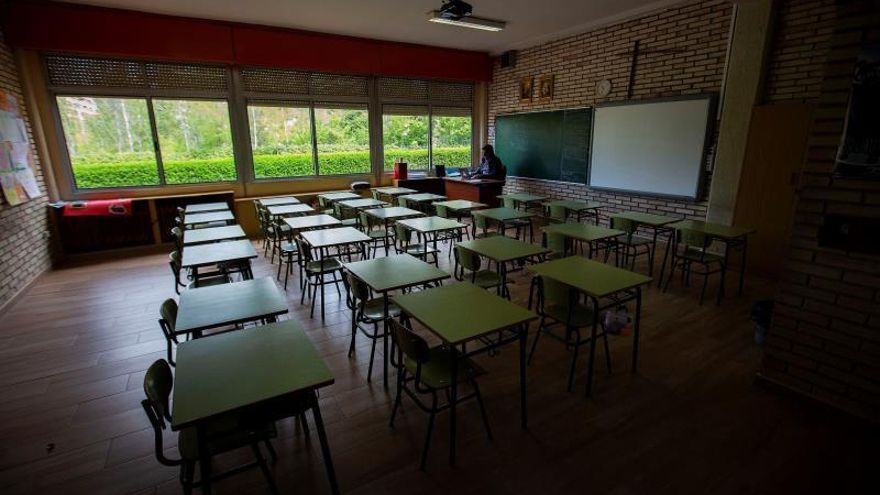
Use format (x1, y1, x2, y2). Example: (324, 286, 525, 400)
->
(10, 142, 40, 198)
(0, 111, 27, 143)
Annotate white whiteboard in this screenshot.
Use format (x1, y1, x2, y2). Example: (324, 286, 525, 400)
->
(589, 97, 712, 199)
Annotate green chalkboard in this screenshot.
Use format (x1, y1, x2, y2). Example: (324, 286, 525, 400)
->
(494, 108, 592, 183)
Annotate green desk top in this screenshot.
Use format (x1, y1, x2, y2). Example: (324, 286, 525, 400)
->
(400, 193, 447, 203)
(612, 211, 678, 227)
(318, 192, 361, 202)
(457, 235, 549, 263)
(283, 214, 341, 231)
(338, 198, 387, 209)
(432, 200, 487, 211)
(543, 223, 624, 242)
(183, 225, 246, 246)
(171, 320, 332, 430)
(183, 210, 234, 225)
(544, 200, 603, 212)
(472, 207, 534, 222)
(258, 196, 300, 206)
(374, 187, 416, 195)
(668, 220, 755, 239)
(394, 283, 537, 345)
(185, 202, 229, 214)
(267, 204, 315, 216)
(300, 227, 371, 248)
(529, 256, 653, 298)
(365, 207, 424, 221)
(181, 239, 256, 268)
(175, 277, 288, 334)
(498, 193, 546, 203)
(397, 216, 466, 233)
(344, 253, 450, 292)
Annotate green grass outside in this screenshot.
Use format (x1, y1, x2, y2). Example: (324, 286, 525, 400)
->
(71, 147, 472, 189)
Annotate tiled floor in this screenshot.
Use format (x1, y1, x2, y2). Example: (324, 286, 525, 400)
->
(0, 234, 876, 494)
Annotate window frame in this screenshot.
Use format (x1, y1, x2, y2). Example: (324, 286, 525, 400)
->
(380, 103, 473, 174)
(244, 100, 317, 181)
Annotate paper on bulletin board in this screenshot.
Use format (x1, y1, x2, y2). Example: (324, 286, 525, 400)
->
(0, 89, 41, 205)
(0, 144, 25, 205)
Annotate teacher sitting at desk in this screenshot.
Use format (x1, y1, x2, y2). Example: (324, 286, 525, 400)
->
(470, 144, 506, 181)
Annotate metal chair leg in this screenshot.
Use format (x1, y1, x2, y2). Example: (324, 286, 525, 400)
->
(472, 380, 493, 441)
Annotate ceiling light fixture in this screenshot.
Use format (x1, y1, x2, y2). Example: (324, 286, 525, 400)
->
(427, 1, 505, 32)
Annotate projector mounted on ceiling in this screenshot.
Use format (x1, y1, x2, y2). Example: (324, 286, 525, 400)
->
(428, 0, 506, 32)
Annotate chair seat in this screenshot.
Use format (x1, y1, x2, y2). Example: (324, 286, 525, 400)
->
(467, 270, 502, 289)
(178, 414, 276, 460)
(305, 258, 343, 273)
(682, 247, 724, 263)
(404, 246, 440, 257)
(505, 219, 530, 227)
(475, 231, 500, 239)
(543, 303, 595, 328)
(339, 218, 358, 227)
(362, 299, 403, 320)
(280, 241, 297, 254)
(618, 235, 652, 247)
(188, 274, 230, 290)
(404, 346, 486, 389)
(366, 230, 392, 240)
(193, 221, 229, 230)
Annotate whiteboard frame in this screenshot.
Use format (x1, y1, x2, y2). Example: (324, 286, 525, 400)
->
(587, 94, 717, 201)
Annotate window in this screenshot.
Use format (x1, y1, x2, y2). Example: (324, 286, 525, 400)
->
(431, 108, 473, 169)
(57, 96, 159, 189)
(153, 99, 235, 184)
(383, 106, 429, 171)
(248, 104, 315, 179)
(314, 105, 371, 175)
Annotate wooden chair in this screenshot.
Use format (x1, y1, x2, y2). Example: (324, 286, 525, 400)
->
(528, 276, 612, 392)
(664, 228, 726, 305)
(343, 272, 402, 382)
(141, 359, 279, 495)
(388, 319, 492, 471)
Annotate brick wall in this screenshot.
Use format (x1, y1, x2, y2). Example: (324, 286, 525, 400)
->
(488, 0, 732, 219)
(0, 29, 54, 310)
(761, 0, 880, 420)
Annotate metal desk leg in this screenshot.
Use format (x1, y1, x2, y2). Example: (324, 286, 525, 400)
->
(197, 423, 213, 494)
(383, 219, 391, 256)
(449, 346, 459, 464)
(738, 236, 748, 295)
(657, 227, 674, 288)
(633, 287, 642, 372)
(519, 324, 528, 429)
(311, 392, 340, 495)
(382, 293, 389, 389)
(585, 298, 600, 397)
(320, 248, 326, 321)
(648, 227, 659, 276)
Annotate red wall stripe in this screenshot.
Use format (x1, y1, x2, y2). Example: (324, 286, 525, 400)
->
(3, 1, 492, 81)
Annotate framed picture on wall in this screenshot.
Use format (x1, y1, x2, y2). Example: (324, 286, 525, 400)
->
(834, 43, 880, 180)
(538, 74, 554, 101)
(519, 76, 533, 103)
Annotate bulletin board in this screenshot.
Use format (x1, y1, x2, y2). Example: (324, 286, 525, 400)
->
(0, 89, 41, 205)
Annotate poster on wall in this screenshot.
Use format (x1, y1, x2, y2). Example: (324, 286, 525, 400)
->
(0, 89, 41, 205)
(834, 43, 880, 180)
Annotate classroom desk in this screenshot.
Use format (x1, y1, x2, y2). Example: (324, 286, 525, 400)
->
(365, 207, 424, 255)
(471, 207, 535, 241)
(257, 196, 301, 206)
(544, 200, 603, 224)
(393, 283, 537, 464)
(283, 214, 342, 232)
(373, 187, 417, 202)
(300, 227, 371, 321)
(528, 256, 652, 395)
(542, 223, 624, 259)
(184, 202, 229, 214)
(182, 225, 247, 246)
(611, 211, 679, 280)
(266, 203, 315, 217)
(343, 254, 449, 387)
(457, 236, 549, 296)
(498, 193, 546, 212)
(397, 216, 466, 259)
(337, 198, 388, 211)
(174, 277, 288, 336)
(665, 220, 756, 298)
(183, 210, 235, 227)
(171, 320, 338, 495)
(443, 177, 504, 207)
(399, 193, 447, 213)
(432, 199, 487, 224)
(181, 239, 257, 280)
(317, 192, 361, 204)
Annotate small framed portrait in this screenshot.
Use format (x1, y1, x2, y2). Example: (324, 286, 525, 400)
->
(538, 74, 554, 100)
(519, 76, 533, 103)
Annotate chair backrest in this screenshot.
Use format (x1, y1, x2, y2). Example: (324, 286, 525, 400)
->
(677, 228, 711, 258)
(435, 204, 450, 219)
(455, 245, 481, 273)
(358, 211, 372, 232)
(371, 190, 381, 200)
(474, 213, 490, 231)
(611, 216, 637, 237)
(502, 197, 516, 209)
(159, 298, 178, 335)
(538, 276, 574, 313)
(176, 206, 185, 218)
(398, 196, 411, 209)
(390, 319, 430, 365)
(174, 216, 184, 228)
(141, 359, 181, 467)
(548, 205, 567, 222)
(170, 227, 183, 251)
(395, 223, 412, 247)
(545, 232, 566, 255)
(168, 251, 183, 291)
(345, 272, 370, 304)
(294, 236, 313, 263)
(318, 196, 330, 208)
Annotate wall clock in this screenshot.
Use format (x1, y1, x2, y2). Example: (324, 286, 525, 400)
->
(596, 79, 612, 97)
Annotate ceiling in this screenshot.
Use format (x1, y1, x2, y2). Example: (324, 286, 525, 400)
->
(61, 0, 684, 54)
